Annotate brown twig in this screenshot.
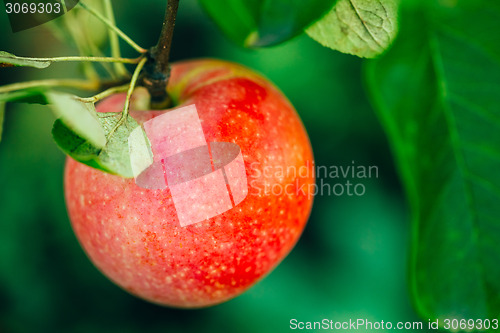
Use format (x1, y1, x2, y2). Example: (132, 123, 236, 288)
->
(141, 0, 179, 109)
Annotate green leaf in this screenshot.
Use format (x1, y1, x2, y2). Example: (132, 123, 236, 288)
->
(94, 112, 142, 178)
(52, 118, 102, 160)
(0, 89, 49, 104)
(307, 0, 399, 58)
(46, 92, 106, 148)
(0, 89, 148, 178)
(0, 51, 50, 68)
(0, 103, 5, 143)
(48, 92, 145, 178)
(199, 0, 336, 47)
(52, 109, 145, 178)
(366, 1, 500, 320)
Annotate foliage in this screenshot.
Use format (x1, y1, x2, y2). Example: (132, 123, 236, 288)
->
(199, 0, 337, 47)
(0, 51, 51, 68)
(366, 0, 500, 321)
(0, 0, 499, 329)
(306, 0, 399, 58)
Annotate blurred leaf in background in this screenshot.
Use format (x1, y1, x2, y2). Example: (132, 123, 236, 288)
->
(199, 0, 337, 47)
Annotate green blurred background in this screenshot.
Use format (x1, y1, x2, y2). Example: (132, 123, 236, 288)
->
(0, 1, 431, 332)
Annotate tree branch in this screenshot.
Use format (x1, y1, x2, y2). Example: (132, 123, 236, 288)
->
(141, 0, 179, 109)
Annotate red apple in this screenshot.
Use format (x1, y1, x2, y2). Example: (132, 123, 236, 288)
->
(64, 59, 315, 308)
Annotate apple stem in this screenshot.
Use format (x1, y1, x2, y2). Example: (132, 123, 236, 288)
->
(142, 0, 179, 109)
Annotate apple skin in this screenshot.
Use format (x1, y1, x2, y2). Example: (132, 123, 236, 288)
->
(64, 59, 315, 308)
